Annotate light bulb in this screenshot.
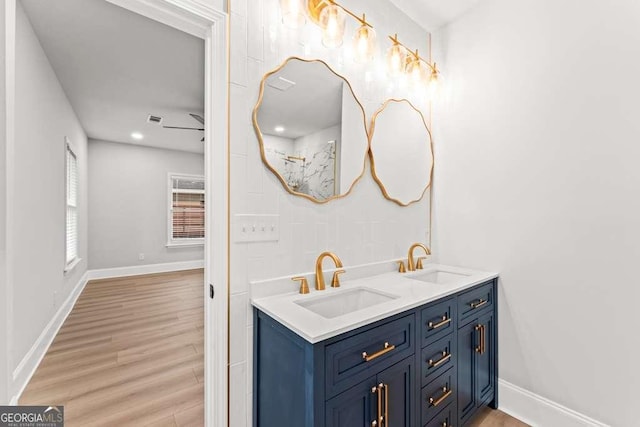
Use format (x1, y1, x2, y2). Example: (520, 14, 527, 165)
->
(386, 43, 406, 77)
(406, 56, 427, 88)
(429, 67, 440, 93)
(319, 4, 345, 48)
(352, 24, 376, 63)
(279, 0, 306, 29)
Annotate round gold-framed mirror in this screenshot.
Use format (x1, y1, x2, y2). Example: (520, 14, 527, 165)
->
(369, 99, 434, 206)
(253, 57, 369, 203)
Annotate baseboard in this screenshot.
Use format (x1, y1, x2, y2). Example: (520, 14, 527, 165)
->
(499, 379, 609, 427)
(87, 260, 204, 281)
(10, 271, 90, 405)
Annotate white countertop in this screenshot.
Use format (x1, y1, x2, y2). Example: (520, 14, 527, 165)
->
(251, 263, 498, 343)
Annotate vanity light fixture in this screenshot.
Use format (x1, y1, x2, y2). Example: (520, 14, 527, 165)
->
(352, 15, 377, 64)
(274, 126, 285, 133)
(280, 0, 306, 29)
(306, 0, 377, 63)
(386, 34, 441, 93)
(386, 34, 406, 77)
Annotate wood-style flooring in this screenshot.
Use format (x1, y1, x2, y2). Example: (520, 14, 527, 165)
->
(470, 407, 531, 427)
(19, 269, 204, 426)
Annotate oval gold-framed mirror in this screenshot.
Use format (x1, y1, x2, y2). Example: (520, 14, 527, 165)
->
(253, 57, 369, 203)
(369, 99, 434, 206)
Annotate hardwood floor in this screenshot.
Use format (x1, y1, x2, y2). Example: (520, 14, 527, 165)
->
(470, 407, 531, 427)
(20, 269, 204, 427)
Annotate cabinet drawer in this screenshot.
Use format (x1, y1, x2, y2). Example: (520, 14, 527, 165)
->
(458, 281, 494, 321)
(423, 403, 455, 427)
(325, 314, 415, 399)
(421, 368, 456, 425)
(421, 298, 456, 346)
(421, 334, 455, 386)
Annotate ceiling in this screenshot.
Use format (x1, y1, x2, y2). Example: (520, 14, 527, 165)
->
(21, 0, 205, 154)
(256, 60, 343, 140)
(389, 0, 481, 31)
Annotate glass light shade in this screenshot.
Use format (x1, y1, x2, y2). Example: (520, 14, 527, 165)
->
(352, 24, 377, 63)
(406, 57, 427, 88)
(319, 4, 346, 48)
(279, 0, 306, 29)
(386, 43, 406, 77)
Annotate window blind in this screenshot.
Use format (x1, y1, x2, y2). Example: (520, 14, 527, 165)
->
(171, 176, 205, 240)
(66, 145, 78, 264)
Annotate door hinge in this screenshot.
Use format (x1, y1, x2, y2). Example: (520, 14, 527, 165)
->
(209, 284, 215, 299)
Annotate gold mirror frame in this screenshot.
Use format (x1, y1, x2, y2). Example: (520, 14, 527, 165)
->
(252, 57, 369, 204)
(368, 98, 434, 207)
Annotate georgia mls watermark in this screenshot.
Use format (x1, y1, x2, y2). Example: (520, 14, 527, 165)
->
(0, 406, 64, 427)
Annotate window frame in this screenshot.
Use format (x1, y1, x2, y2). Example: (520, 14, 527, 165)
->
(167, 172, 205, 247)
(64, 139, 80, 272)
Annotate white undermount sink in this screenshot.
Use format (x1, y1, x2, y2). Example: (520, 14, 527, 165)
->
(409, 269, 470, 284)
(295, 288, 398, 319)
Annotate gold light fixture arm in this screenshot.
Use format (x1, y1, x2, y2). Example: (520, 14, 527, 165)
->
(387, 34, 437, 73)
(308, 0, 373, 28)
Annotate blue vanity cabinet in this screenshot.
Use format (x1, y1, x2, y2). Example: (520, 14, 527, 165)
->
(253, 278, 498, 427)
(456, 280, 498, 426)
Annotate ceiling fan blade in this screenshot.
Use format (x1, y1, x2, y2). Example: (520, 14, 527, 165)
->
(163, 126, 205, 131)
(190, 113, 205, 125)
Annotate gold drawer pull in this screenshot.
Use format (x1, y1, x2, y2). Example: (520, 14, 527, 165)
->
(429, 386, 452, 407)
(428, 315, 451, 330)
(362, 342, 396, 362)
(428, 351, 452, 368)
(470, 299, 488, 309)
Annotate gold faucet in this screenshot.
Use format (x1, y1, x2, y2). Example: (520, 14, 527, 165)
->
(407, 243, 431, 271)
(315, 252, 345, 290)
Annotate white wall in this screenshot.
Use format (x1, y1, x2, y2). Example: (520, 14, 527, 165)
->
(8, 0, 88, 399)
(433, 0, 640, 425)
(88, 139, 204, 270)
(0, 0, 9, 406)
(228, 0, 432, 425)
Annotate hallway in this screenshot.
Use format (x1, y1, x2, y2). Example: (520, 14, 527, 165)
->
(19, 270, 204, 426)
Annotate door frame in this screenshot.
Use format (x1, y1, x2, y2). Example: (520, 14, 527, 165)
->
(103, 1, 229, 426)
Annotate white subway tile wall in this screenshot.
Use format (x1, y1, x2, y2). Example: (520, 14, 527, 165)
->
(229, 1, 432, 425)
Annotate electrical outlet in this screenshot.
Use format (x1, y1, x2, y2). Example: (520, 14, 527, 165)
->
(138, 253, 145, 261)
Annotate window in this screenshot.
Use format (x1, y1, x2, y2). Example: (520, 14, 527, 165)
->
(65, 143, 78, 267)
(169, 174, 205, 245)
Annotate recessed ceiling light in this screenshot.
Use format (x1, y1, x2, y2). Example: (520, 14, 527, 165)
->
(131, 132, 144, 140)
(274, 126, 285, 133)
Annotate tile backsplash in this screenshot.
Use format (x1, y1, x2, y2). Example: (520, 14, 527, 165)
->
(228, 0, 432, 425)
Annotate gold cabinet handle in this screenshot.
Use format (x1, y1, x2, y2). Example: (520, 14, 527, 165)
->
(428, 315, 451, 330)
(331, 269, 346, 288)
(428, 351, 452, 368)
(362, 342, 396, 362)
(429, 386, 452, 407)
(475, 325, 482, 353)
(292, 276, 309, 294)
(371, 385, 381, 427)
(384, 383, 388, 427)
(470, 299, 488, 309)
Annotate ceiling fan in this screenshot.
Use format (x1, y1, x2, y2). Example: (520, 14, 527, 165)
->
(163, 113, 205, 141)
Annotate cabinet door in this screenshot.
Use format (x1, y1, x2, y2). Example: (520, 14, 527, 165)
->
(325, 377, 376, 427)
(457, 319, 477, 424)
(377, 357, 415, 427)
(476, 311, 495, 406)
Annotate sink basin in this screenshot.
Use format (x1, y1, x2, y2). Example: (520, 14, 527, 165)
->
(410, 270, 470, 284)
(295, 288, 398, 319)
